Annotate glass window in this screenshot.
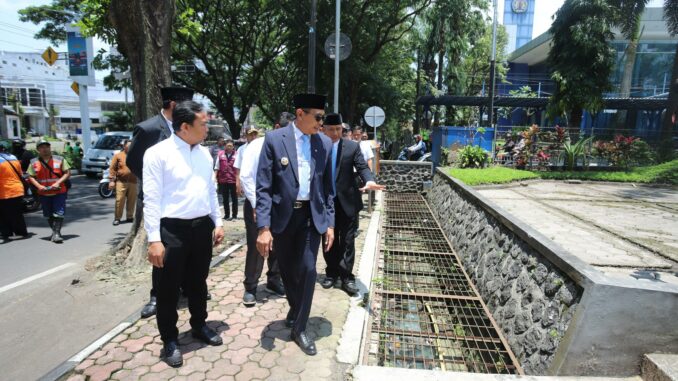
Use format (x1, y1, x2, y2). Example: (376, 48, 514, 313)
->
(94, 135, 127, 150)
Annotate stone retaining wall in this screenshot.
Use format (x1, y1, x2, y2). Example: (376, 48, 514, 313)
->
(426, 171, 582, 375)
(377, 160, 432, 193)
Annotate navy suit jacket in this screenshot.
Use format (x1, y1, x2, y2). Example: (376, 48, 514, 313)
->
(127, 114, 171, 180)
(256, 124, 335, 235)
(335, 138, 374, 217)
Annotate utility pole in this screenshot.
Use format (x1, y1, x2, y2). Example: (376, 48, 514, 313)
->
(308, 0, 318, 93)
(333, 0, 341, 113)
(0, 78, 5, 139)
(489, 0, 498, 129)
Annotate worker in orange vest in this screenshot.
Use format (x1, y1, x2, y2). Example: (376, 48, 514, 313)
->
(27, 139, 71, 243)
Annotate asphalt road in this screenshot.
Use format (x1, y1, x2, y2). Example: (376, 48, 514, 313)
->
(0, 175, 149, 380)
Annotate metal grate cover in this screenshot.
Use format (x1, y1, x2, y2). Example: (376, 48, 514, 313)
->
(365, 193, 523, 374)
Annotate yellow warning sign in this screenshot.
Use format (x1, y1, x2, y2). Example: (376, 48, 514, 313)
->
(41, 47, 58, 66)
(71, 82, 79, 95)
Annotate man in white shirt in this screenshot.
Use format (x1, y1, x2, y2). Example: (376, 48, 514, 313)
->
(236, 135, 284, 306)
(234, 127, 259, 196)
(143, 101, 225, 368)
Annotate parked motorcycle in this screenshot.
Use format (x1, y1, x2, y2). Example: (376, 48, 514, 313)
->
(98, 164, 114, 198)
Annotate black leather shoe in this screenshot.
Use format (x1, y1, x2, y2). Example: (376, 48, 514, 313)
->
(285, 318, 296, 328)
(342, 280, 359, 296)
(321, 277, 335, 289)
(265, 282, 285, 296)
(333, 278, 343, 289)
(140, 296, 157, 318)
(242, 291, 256, 307)
(112, 219, 120, 226)
(162, 341, 183, 367)
(206, 292, 212, 301)
(291, 330, 317, 356)
(192, 325, 223, 346)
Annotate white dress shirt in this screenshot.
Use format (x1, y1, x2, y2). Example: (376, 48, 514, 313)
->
(293, 123, 311, 201)
(359, 140, 374, 162)
(238, 137, 264, 206)
(143, 134, 223, 242)
(160, 109, 173, 136)
(234, 142, 248, 170)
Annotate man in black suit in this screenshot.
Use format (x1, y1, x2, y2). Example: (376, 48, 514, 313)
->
(321, 114, 384, 295)
(127, 87, 195, 318)
(255, 93, 335, 356)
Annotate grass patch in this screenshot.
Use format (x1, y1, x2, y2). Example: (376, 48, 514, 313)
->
(447, 159, 678, 186)
(448, 166, 540, 186)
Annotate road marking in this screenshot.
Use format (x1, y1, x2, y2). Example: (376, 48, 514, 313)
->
(0, 263, 76, 295)
(69, 322, 131, 362)
(219, 241, 245, 258)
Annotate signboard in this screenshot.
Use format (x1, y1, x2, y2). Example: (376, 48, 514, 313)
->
(66, 25, 95, 86)
(364, 106, 385, 128)
(71, 82, 80, 95)
(41, 47, 58, 66)
(511, 0, 528, 13)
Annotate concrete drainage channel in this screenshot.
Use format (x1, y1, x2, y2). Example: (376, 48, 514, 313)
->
(362, 192, 523, 374)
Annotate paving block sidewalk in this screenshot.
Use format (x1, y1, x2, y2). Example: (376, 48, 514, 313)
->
(64, 213, 372, 381)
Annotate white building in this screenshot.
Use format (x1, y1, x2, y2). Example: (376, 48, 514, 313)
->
(0, 50, 132, 139)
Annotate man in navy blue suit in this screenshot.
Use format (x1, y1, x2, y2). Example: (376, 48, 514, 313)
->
(255, 93, 335, 356)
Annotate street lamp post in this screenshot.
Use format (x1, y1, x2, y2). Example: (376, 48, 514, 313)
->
(489, 0, 499, 155)
(333, 0, 341, 113)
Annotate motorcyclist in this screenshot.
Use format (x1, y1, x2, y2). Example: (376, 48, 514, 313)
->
(397, 134, 426, 161)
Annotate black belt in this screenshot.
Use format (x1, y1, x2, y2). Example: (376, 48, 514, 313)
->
(161, 215, 211, 226)
(293, 200, 310, 209)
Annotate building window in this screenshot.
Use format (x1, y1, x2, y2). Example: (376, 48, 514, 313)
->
(19, 88, 28, 106)
(29, 88, 43, 107)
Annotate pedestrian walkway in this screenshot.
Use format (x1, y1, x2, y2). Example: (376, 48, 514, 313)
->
(63, 212, 372, 381)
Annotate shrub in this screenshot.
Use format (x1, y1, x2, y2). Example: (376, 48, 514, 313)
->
(458, 145, 489, 168)
(594, 135, 656, 169)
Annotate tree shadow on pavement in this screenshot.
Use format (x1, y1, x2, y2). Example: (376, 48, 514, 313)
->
(259, 316, 332, 351)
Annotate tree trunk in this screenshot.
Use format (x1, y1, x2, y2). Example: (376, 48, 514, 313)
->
(615, 24, 641, 134)
(414, 49, 421, 134)
(107, 0, 175, 266)
(109, 0, 174, 123)
(658, 43, 678, 162)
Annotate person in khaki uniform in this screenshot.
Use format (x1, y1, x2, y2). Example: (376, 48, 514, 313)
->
(109, 140, 137, 225)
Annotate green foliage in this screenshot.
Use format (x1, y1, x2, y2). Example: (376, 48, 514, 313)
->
(449, 160, 678, 185)
(449, 166, 540, 185)
(594, 135, 656, 168)
(547, 0, 616, 121)
(457, 145, 490, 169)
(498, 85, 538, 124)
(560, 136, 594, 170)
(104, 110, 134, 131)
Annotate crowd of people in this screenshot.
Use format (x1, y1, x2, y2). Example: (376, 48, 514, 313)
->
(0, 138, 72, 244)
(123, 87, 384, 367)
(2, 86, 385, 367)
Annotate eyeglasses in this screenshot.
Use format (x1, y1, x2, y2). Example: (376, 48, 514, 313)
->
(303, 109, 325, 122)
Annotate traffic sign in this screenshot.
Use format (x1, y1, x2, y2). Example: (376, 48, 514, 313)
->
(42, 47, 58, 66)
(364, 106, 385, 128)
(323, 33, 352, 61)
(71, 82, 79, 95)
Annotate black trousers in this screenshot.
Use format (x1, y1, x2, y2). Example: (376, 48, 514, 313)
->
(219, 183, 238, 219)
(243, 200, 281, 292)
(156, 216, 214, 343)
(323, 200, 358, 281)
(273, 205, 321, 334)
(0, 196, 28, 238)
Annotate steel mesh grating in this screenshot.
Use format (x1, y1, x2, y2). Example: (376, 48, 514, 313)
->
(365, 192, 522, 374)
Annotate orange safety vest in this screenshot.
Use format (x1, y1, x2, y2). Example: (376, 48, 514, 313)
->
(31, 156, 68, 196)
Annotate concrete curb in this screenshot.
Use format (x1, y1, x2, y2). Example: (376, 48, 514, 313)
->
(39, 241, 245, 381)
(336, 192, 382, 365)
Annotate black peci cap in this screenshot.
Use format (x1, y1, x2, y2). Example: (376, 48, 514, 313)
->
(324, 113, 342, 126)
(293, 93, 326, 110)
(161, 87, 194, 102)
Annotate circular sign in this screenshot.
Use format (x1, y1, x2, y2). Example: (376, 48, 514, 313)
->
(364, 106, 385, 128)
(512, 0, 528, 13)
(324, 33, 352, 61)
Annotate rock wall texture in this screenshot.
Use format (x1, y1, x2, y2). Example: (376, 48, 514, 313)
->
(426, 172, 582, 375)
(377, 161, 432, 193)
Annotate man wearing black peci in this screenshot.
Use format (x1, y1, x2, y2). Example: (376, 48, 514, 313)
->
(321, 113, 384, 295)
(143, 101, 225, 367)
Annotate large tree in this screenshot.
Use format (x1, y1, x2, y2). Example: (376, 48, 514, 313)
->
(659, 0, 678, 161)
(172, 0, 290, 138)
(547, 0, 616, 127)
(20, 0, 175, 265)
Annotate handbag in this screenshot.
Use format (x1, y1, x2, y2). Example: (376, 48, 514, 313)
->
(39, 158, 72, 190)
